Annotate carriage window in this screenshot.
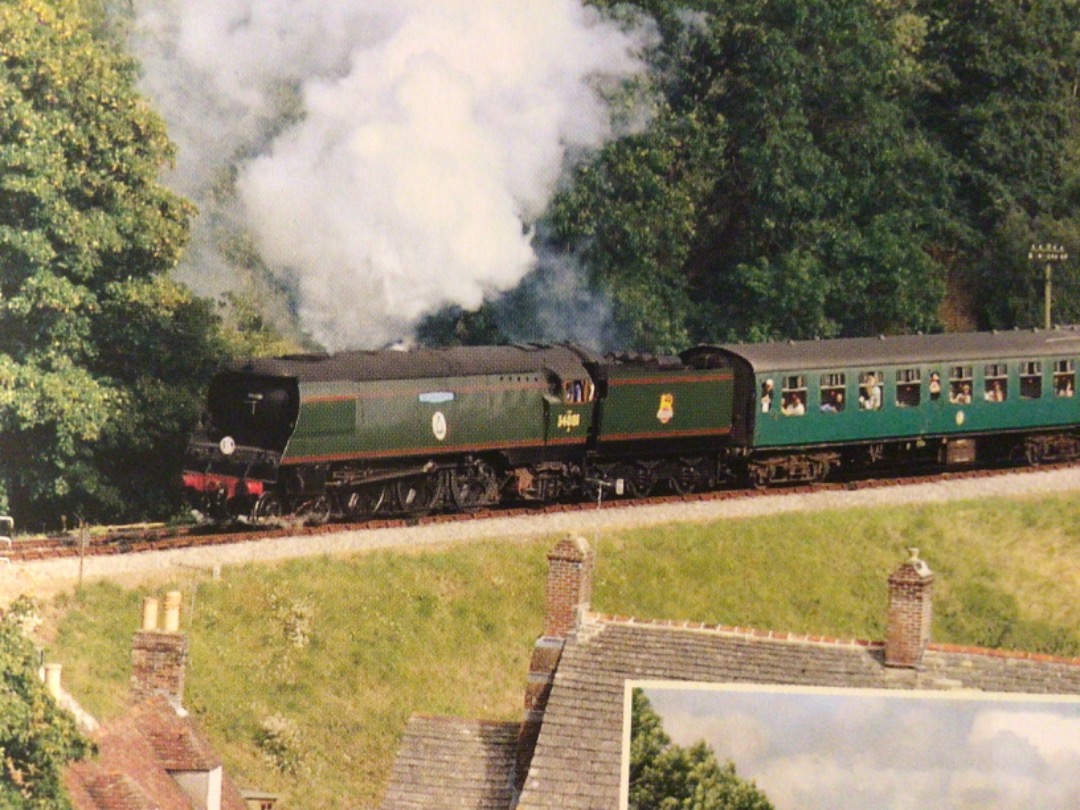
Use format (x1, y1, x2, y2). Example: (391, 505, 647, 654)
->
(781, 375, 807, 416)
(895, 368, 921, 407)
(949, 366, 973, 404)
(1020, 361, 1042, 399)
(1054, 360, 1074, 397)
(819, 373, 845, 413)
(984, 363, 1007, 403)
(562, 379, 592, 404)
(858, 371, 883, 411)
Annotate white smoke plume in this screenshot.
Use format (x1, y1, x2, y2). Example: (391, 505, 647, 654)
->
(130, 0, 653, 350)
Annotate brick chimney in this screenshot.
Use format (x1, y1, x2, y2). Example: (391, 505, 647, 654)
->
(885, 549, 934, 668)
(130, 591, 189, 705)
(515, 536, 595, 793)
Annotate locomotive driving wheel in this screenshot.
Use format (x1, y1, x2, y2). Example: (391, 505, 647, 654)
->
(395, 473, 443, 515)
(346, 485, 389, 518)
(448, 462, 499, 511)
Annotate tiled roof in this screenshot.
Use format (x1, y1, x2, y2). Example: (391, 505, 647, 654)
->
(380, 716, 519, 810)
(515, 615, 1080, 809)
(65, 695, 248, 810)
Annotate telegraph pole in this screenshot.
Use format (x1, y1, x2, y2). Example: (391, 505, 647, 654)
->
(1029, 243, 1069, 329)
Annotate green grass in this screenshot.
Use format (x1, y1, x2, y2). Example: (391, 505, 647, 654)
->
(41, 493, 1080, 809)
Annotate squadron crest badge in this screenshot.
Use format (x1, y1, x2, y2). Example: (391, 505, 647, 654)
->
(656, 393, 675, 424)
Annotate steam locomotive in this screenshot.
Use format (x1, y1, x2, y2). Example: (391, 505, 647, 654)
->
(182, 328, 1080, 521)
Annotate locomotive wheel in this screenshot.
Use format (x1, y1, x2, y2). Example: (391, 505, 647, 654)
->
(669, 458, 708, 495)
(297, 495, 332, 525)
(614, 462, 653, 498)
(346, 485, 389, 518)
(395, 474, 443, 515)
(251, 493, 284, 523)
(449, 463, 499, 511)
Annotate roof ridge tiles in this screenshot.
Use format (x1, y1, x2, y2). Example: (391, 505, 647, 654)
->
(587, 612, 886, 649)
(928, 642, 1080, 666)
(584, 613, 1080, 666)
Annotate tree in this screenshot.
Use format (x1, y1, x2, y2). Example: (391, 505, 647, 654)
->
(0, 598, 91, 809)
(0, 0, 226, 525)
(629, 689, 775, 810)
(912, 0, 1080, 329)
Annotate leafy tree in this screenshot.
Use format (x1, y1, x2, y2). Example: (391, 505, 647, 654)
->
(912, 0, 1080, 329)
(629, 688, 775, 810)
(0, 597, 91, 809)
(0, 0, 225, 526)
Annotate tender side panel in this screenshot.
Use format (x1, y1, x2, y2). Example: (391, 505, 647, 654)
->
(281, 372, 590, 465)
(594, 365, 735, 451)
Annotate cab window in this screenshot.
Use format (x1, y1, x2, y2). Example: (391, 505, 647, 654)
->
(895, 368, 921, 408)
(562, 379, 593, 404)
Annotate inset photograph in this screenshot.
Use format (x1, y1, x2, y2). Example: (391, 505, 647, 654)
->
(625, 683, 1080, 809)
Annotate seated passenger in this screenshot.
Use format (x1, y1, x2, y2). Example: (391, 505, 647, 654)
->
(951, 383, 972, 405)
(984, 381, 1005, 403)
(782, 392, 805, 416)
(1058, 379, 1074, 398)
(821, 391, 844, 412)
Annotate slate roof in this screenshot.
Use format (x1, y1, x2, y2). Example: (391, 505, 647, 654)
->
(514, 615, 1080, 809)
(65, 695, 248, 810)
(381, 716, 519, 810)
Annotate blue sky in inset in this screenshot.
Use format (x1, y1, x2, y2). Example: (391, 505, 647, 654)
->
(640, 685, 1080, 809)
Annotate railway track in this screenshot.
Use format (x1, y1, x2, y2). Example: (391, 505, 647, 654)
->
(5, 460, 1075, 564)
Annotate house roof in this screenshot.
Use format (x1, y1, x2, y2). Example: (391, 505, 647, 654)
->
(65, 695, 248, 810)
(514, 615, 1080, 809)
(380, 715, 519, 810)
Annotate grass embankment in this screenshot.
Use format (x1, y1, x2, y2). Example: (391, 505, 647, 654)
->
(42, 494, 1080, 809)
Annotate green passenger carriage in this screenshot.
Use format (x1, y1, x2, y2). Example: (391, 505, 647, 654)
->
(685, 328, 1080, 486)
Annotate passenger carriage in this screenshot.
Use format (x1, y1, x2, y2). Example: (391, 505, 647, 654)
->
(684, 328, 1080, 486)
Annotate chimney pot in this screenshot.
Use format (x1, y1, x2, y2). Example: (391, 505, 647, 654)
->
(141, 597, 160, 632)
(163, 591, 182, 633)
(44, 663, 62, 699)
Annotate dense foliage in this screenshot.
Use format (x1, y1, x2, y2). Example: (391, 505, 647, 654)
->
(0, 598, 90, 809)
(630, 688, 775, 810)
(0, 0, 229, 527)
(428, 0, 1079, 351)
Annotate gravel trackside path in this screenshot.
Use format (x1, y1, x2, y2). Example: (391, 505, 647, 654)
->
(5, 466, 1080, 602)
